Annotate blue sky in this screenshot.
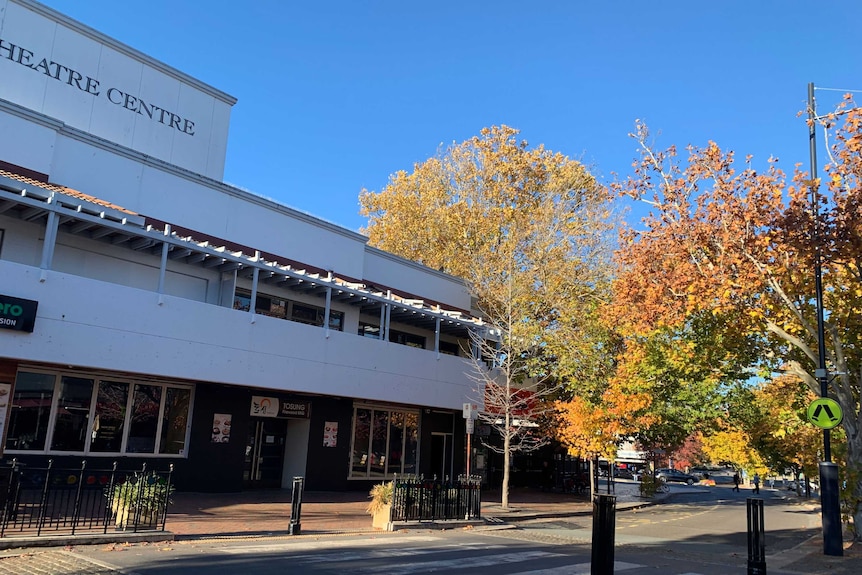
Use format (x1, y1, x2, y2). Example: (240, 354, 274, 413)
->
(39, 0, 862, 232)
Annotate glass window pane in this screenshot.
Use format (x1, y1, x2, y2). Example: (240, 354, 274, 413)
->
(159, 387, 191, 454)
(127, 384, 162, 453)
(351, 408, 371, 477)
(7, 372, 55, 451)
(291, 303, 322, 326)
(50, 376, 94, 451)
(256, 294, 287, 319)
(358, 322, 380, 339)
(403, 412, 419, 476)
(233, 292, 251, 311)
(370, 410, 389, 477)
(329, 311, 344, 331)
(387, 412, 405, 475)
(90, 381, 129, 453)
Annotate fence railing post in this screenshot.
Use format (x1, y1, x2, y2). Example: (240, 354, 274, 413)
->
(103, 461, 118, 534)
(160, 464, 174, 531)
(70, 460, 87, 535)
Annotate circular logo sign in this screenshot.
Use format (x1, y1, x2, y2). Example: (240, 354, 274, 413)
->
(807, 398, 844, 430)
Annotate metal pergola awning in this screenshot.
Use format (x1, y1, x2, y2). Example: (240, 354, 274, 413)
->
(0, 173, 485, 340)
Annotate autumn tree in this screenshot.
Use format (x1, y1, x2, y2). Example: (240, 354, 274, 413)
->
(747, 374, 824, 487)
(702, 428, 767, 478)
(611, 106, 862, 538)
(360, 126, 616, 508)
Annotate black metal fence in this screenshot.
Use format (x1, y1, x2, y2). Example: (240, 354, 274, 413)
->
(390, 475, 482, 522)
(0, 459, 174, 538)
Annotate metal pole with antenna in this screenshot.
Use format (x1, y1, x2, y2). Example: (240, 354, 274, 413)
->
(808, 81, 843, 557)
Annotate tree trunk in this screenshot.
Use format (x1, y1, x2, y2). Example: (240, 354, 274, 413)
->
(844, 418, 862, 542)
(502, 431, 511, 509)
(589, 458, 596, 501)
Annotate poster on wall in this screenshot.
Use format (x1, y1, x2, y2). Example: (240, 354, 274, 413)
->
(0, 383, 10, 456)
(211, 413, 232, 443)
(323, 421, 338, 447)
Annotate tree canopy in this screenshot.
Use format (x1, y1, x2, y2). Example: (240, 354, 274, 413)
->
(360, 125, 617, 508)
(610, 103, 862, 538)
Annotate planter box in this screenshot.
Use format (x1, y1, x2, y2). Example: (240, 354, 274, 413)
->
(372, 503, 392, 531)
(114, 504, 162, 530)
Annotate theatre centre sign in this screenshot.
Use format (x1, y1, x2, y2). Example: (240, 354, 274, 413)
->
(0, 0, 235, 180)
(0, 37, 196, 135)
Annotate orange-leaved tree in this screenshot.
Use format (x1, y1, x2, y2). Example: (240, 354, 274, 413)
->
(610, 107, 862, 538)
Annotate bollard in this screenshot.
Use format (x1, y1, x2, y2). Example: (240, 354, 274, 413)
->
(288, 476, 304, 535)
(819, 462, 843, 556)
(747, 497, 766, 575)
(591, 493, 616, 575)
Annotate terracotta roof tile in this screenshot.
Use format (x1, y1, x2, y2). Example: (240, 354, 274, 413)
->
(0, 168, 137, 215)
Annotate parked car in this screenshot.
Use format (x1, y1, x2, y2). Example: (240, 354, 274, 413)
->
(614, 468, 635, 480)
(655, 468, 697, 485)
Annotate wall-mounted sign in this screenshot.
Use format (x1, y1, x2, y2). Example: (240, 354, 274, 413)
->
(250, 396, 311, 419)
(0, 2, 235, 181)
(0, 37, 195, 136)
(323, 421, 338, 447)
(211, 413, 232, 443)
(0, 294, 38, 333)
(251, 396, 279, 418)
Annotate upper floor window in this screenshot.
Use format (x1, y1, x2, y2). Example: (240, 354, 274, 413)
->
(390, 329, 426, 349)
(438, 340, 460, 356)
(358, 322, 426, 349)
(234, 289, 343, 331)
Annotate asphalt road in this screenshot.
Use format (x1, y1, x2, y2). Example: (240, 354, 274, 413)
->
(0, 485, 832, 575)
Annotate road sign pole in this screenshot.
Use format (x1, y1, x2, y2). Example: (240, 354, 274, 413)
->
(808, 82, 843, 557)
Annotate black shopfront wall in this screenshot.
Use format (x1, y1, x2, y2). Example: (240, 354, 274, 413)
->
(304, 396, 355, 491)
(180, 382, 250, 492)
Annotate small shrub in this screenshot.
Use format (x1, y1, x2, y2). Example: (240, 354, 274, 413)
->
(639, 473, 660, 498)
(109, 470, 174, 514)
(366, 481, 394, 515)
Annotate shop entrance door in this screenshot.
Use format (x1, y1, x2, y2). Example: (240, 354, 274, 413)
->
(430, 432, 453, 481)
(244, 418, 287, 488)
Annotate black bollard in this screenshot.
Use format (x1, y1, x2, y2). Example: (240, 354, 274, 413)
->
(819, 462, 843, 556)
(747, 497, 766, 575)
(591, 493, 616, 575)
(288, 476, 304, 535)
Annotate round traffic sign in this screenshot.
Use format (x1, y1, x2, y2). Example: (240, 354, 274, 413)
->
(807, 398, 843, 430)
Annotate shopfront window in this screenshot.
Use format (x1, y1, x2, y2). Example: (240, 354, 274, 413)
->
(50, 376, 94, 452)
(350, 405, 420, 479)
(127, 384, 162, 453)
(160, 387, 191, 454)
(7, 372, 56, 451)
(90, 381, 129, 453)
(6, 370, 191, 457)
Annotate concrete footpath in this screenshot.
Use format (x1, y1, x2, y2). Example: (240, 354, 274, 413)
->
(0, 481, 858, 574)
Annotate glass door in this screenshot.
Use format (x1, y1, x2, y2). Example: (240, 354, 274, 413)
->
(243, 418, 287, 488)
(430, 432, 453, 481)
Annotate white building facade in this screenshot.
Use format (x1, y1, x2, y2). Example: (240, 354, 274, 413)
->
(0, 0, 482, 491)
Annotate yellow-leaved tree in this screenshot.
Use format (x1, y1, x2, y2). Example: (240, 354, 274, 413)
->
(360, 126, 616, 509)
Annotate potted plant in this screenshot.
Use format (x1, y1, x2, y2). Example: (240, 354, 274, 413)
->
(109, 470, 175, 530)
(366, 481, 393, 530)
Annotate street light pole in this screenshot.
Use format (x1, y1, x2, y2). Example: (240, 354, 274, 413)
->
(807, 81, 843, 557)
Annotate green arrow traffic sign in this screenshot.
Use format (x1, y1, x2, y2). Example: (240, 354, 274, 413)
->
(807, 397, 843, 430)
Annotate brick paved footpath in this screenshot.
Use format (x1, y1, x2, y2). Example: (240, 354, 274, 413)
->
(0, 550, 121, 575)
